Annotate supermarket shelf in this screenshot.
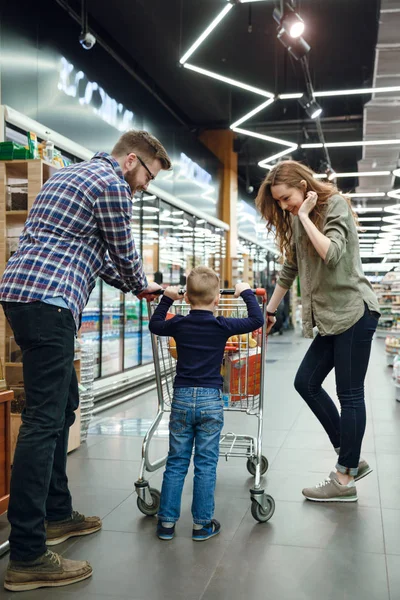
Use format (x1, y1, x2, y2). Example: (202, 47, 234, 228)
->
(377, 329, 400, 338)
(5, 362, 22, 367)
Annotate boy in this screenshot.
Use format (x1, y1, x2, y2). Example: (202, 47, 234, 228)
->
(148, 266, 264, 541)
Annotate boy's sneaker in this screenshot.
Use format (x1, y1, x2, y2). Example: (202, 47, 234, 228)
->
(157, 521, 175, 540)
(192, 519, 221, 542)
(355, 460, 373, 482)
(4, 550, 92, 592)
(302, 472, 358, 502)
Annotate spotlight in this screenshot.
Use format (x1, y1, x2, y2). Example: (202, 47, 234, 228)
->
(275, 27, 310, 61)
(273, 4, 305, 38)
(298, 93, 323, 119)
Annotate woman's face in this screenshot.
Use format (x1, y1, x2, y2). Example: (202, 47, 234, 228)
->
(271, 183, 306, 216)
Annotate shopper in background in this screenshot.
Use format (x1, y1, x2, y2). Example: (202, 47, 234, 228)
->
(0, 130, 170, 592)
(256, 160, 380, 503)
(149, 267, 264, 542)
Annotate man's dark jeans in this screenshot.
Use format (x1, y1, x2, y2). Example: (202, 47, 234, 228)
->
(2, 301, 78, 561)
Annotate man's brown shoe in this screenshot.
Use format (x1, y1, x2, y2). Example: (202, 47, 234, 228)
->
(46, 510, 102, 546)
(4, 549, 92, 592)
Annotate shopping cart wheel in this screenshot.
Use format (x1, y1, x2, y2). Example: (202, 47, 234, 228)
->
(251, 495, 275, 523)
(137, 488, 161, 516)
(246, 455, 269, 476)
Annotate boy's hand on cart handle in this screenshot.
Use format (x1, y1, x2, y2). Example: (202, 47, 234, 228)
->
(234, 282, 251, 298)
(265, 315, 276, 335)
(164, 286, 185, 301)
(136, 282, 163, 301)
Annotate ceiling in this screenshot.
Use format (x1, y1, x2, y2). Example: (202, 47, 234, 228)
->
(61, 0, 400, 269)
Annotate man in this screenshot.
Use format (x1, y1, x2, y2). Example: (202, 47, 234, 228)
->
(0, 130, 171, 592)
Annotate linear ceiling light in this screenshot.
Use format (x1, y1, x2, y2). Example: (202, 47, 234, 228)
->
(232, 127, 296, 148)
(302, 140, 400, 149)
(258, 146, 298, 168)
(230, 98, 275, 129)
(353, 207, 384, 213)
(314, 173, 328, 179)
(393, 168, 400, 178)
(332, 171, 391, 178)
(346, 192, 386, 198)
(183, 63, 274, 97)
(387, 189, 400, 199)
(358, 217, 383, 221)
(279, 86, 400, 100)
(179, 4, 233, 64)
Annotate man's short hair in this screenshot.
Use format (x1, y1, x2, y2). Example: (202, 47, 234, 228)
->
(186, 266, 220, 306)
(112, 130, 172, 170)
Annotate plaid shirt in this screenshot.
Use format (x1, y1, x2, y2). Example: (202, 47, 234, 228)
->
(0, 153, 148, 330)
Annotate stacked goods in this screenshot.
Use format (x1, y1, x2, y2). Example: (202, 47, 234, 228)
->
(79, 342, 95, 441)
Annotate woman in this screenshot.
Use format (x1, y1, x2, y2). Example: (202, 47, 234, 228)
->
(256, 161, 380, 502)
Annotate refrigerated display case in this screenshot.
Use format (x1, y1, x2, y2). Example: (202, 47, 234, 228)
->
(101, 284, 124, 377)
(80, 279, 101, 379)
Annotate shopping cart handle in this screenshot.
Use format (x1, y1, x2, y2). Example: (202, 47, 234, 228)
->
(154, 287, 266, 297)
(220, 288, 266, 296)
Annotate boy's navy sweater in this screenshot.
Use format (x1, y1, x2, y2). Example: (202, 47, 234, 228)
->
(148, 289, 264, 389)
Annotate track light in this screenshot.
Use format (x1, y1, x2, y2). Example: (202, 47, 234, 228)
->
(273, 4, 305, 39)
(273, 5, 309, 60)
(298, 93, 323, 119)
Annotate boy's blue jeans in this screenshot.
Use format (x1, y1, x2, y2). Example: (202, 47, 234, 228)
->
(158, 387, 224, 525)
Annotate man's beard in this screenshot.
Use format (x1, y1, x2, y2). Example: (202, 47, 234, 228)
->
(124, 164, 141, 193)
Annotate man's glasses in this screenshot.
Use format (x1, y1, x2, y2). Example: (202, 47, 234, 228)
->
(137, 155, 155, 181)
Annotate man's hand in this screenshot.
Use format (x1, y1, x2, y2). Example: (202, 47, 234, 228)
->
(163, 286, 185, 301)
(234, 282, 251, 298)
(136, 282, 163, 301)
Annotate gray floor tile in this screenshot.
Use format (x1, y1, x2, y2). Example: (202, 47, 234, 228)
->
(70, 435, 169, 462)
(375, 434, 400, 454)
(202, 543, 389, 600)
(69, 486, 133, 520)
(387, 555, 400, 600)
(378, 475, 400, 510)
(103, 490, 250, 541)
(56, 529, 229, 599)
(382, 509, 400, 555)
(66, 458, 141, 490)
(239, 499, 385, 554)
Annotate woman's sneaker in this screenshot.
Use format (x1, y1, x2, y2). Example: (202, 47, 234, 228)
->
(157, 521, 175, 540)
(302, 472, 358, 502)
(192, 519, 221, 541)
(355, 460, 373, 482)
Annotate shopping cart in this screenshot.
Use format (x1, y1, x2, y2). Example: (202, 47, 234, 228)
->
(134, 289, 275, 523)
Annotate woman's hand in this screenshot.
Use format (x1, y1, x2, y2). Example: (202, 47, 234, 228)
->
(266, 314, 276, 335)
(298, 191, 318, 220)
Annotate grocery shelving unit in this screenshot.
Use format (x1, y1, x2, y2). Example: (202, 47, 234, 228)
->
(0, 159, 81, 461)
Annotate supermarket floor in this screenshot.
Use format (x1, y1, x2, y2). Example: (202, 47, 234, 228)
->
(1, 331, 400, 600)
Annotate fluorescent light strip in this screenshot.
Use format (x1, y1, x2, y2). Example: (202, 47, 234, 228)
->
(302, 140, 400, 149)
(233, 127, 296, 148)
(358, 227, 381, 230)
(279, 86, 400, 100)
(333, 171, 391, 178)
(230, 98, 275, 129)
(184, 64, 274, 98)
(258, 146, 298, 168)
(346, 192, 386, 198)
(353, 207, 384, 213)
(358, 217, 383, 221)
(314, 173, 328, 179)
(179, 4, 233, 64)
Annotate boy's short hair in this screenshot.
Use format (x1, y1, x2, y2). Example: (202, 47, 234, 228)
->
(186, 266, 220, 306)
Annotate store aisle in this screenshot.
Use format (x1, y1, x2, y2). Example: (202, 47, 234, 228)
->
(1, 331, 399, 599)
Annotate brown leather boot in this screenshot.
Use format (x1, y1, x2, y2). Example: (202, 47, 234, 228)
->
(46, 510, 102, 545)
(4, 549, 92, 592)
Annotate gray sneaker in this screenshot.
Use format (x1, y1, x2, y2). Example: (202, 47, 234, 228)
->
(302, 472, 358, 502)
(355, 460, 373, 482)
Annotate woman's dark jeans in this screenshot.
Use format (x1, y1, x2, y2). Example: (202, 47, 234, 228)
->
(294, 305, 378, 476)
